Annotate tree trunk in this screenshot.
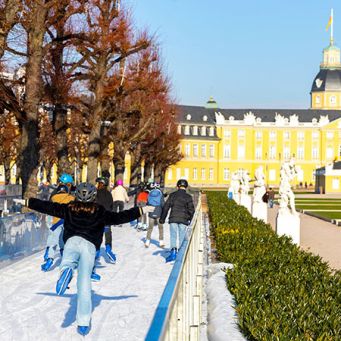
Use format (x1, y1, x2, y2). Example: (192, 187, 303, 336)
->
(54, 105, 71, 174)
(154, 163, 162, 184)
(4, 161, 11, 184)
(144, 162, 152, 182)
(87, 118, 102, 183)
(19, 2, 47, 198)
(113, 140, 127, 182)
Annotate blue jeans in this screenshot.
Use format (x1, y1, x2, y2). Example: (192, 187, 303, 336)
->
(268, 199, 274, 208)
(60, 236, 96, 326)
(46, 224, 64, 259)
(169, 223, 187, 249)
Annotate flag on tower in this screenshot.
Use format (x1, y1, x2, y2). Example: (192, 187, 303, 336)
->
(326, 11, 333, 31)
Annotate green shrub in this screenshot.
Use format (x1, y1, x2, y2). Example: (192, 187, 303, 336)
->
(206, 191, 341, 341)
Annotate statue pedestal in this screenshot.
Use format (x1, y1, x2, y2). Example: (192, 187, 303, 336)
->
(240, 194, 251, 213)
(276, 207, 300, 245)
(252, 201, 267, 223)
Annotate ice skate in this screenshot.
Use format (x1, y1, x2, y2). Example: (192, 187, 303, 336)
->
(56, 267, 73, 295)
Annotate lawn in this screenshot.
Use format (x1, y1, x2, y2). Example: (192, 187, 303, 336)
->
(306, 211, 341, 220)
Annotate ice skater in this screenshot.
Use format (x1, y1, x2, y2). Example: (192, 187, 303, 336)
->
(15, 182, 154, 336)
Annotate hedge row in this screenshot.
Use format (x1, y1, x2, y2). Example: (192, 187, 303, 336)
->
(206, 191, 341, 341)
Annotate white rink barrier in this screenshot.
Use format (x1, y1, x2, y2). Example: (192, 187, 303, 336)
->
(145, 195, 204, 341)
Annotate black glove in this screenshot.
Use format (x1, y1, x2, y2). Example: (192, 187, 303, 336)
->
(159, 219, 165, 224)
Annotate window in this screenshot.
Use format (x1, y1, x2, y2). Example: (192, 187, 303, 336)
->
(237, 145, 245, 159)
(255, 146, 262, 160)
(315, 96, 320, 104)
(312, 131, 319, 139)
(186, 114, 191, 120)
(193, 144, 198, 157)
(203, 115, 208, 122)
(176, 168, 181, 179)
(224, 129, 231, 138)
(177, 125, 182, 134)
(193, 168, 198, 180)
(269, 169, 276, 181)
(339, 145, 341, 157)
(256, 131, 262, 139)
(184, 125, 190, 135)
(269, 146, 276, 159)
(297, 146, 304, 160)
(297, 131, 304, 140)
(326, 147, 334, 159)
(201, 126, 206, 136)
(201, 168, 206, 180)
(209, 144, 214, 158)
(332, 178, 340, 190)
(209, 127, 215, 136)
(223, 168, 230, 181)
(185, 144, 190, 157)
(184, 168, 189, 179)
(223, 144, 231, 158)
(326, 131, 334, 139)
(238, 129, 245, 138)
(330, 96, 336, 104)
(284, 146, 290, 160)
(201, 144, 206, 157)
(312, 147, 319, 159)
(167, 168, 173, 180)
(209, 168, 214, 180)
(270, 131, 276, 140)
(284, 131, 290, 140)
(193, 126, 198, 135)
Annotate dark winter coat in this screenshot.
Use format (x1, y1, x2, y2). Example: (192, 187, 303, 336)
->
(28, 198, 141, 250)
(159, 189, 195, 225)
(96, 187, 114, 211)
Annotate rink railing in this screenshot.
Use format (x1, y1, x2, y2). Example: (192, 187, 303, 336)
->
(145, 195, 204, 341)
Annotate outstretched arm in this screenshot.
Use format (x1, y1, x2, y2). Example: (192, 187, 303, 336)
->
(27, 198, 66, 219)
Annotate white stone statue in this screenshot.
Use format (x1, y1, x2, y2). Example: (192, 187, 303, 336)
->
(240, 170, 250, 195)
(228, 172, 240, 199)
(278, 158, 297, 215)
(253, 166, 266, 203)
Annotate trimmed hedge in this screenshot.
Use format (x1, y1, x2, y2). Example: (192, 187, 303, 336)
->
(206, 191, 341, 341)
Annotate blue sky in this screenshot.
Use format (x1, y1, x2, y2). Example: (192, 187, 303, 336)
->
(126, 1, 340, 109)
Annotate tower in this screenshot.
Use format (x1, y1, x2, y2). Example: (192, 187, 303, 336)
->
(311, 9, 341, 109)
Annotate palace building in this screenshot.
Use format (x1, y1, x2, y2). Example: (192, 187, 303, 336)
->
(164, 36, 341, 192)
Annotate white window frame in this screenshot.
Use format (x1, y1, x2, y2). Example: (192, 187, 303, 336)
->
(201, 168, 206, 180)
(193, 168, 197, 180)
(269, 169, 276, 181)
(256, 131, 262, 139)
(270, 131, 276, 140)
(237, 144, 245, 159)
(184, 168, 189, 180)
(297, 146, 304, 160)
(332, 178, 340, 190)
(201, 126, 206, 136)
(269, 145, 276, 160)
(223, 144, 231, 158)
(167, 168, 173, 180)
(185, 144, 190, 157)
(192, 126, 198, 135)
(209, 126, 215, 136)
(176, 168, 181, 180)
(255, 146, 262, 160)
(224, 129, 231, 138)
(184, 125, 190, 135)
(201, 144, 206, 157)
(193, 144, 198, 157)
(209, 144, 214, 158)
(223, 168, 230, 181)
(209, 168, 214, 180)
(238, 129, 245, 138)
(326, 147, 334, 159)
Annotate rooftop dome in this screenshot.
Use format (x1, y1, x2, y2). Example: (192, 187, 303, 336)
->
(311, 69, 341, 92)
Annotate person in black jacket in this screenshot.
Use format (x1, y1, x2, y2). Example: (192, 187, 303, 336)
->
(159, 179, 195, 262)
(14, 182, 153, 336)
(95, 177, 116, 265)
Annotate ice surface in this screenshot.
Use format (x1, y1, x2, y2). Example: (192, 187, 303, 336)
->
(0, 222, 172, 340)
